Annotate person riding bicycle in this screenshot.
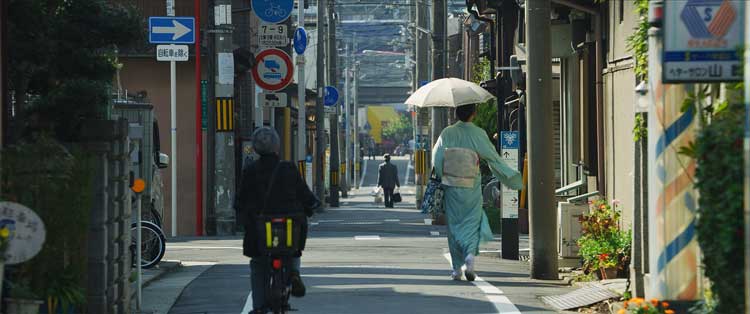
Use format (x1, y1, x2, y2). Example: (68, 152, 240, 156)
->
(236, 127, 320, 314)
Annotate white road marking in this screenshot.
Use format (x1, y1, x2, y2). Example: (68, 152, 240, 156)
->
(442, 253, 522, 314)
(167, 245, 242, 250)
(430, 231, 441, 236)
(341, 221, 382, 225)
(424, 219, 433, 225)
(310, 222, 319, 226)
(360, 159, 368, 187)
(317, 219, 344, 223)
(384, 219, 401, 222)
(405, 158, 412, 184)
(354, 235, 381, 240)
(313, 265, 404, 269)
(241, 292, 253, 314)
(479, 248, 530, 254)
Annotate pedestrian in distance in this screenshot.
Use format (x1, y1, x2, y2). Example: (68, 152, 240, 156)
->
(377, 153, 400, 208)
(235, 127, 321, 313)
(431, 104, 522, 281)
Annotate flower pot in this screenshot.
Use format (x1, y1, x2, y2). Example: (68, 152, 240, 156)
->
(596, 267, 618, 280)
(5, 298, 43, 314)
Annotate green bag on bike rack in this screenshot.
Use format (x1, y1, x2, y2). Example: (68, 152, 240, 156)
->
(255, 161, 305, 255)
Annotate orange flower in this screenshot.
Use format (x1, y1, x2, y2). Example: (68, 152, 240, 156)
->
(630, 298, 644, 305)
(642, 305, 649, 310)
(623, 301, 629, 308)
(651, 298, 659, 306)
(600, 204, 606, 209)
(617, 309, 626, 314)
(665, 310, 675, 314)
(661, 301, 670, 308)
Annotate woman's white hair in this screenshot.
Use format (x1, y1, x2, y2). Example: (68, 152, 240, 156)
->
(252, 127, 280, 155)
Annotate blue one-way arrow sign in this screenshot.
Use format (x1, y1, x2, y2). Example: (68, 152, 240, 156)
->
(149, 17, 195, 44)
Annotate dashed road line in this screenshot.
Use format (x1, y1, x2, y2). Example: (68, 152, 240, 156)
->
(384, 219, 401, 222)
(167, 245, 242, 250)
(442, 253, 521, 314)
(354, 235, 381, 240)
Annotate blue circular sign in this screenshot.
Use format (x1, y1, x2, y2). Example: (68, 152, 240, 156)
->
(294, 27, 308, 55)
(324, 86, 339, 107)
(251, 0, 294, 24)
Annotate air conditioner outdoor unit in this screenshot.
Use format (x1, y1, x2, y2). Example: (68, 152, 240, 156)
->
(558, 201, 587, 258)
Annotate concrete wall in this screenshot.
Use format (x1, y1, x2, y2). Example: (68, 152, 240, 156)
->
(119, 57, 203, 236)
(603, 0, 638, 228)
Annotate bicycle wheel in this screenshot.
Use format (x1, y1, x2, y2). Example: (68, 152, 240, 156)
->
(131, 221, 166, 269)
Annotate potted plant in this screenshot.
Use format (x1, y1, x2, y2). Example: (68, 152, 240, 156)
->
(41, 268, 86, 314)
(577, 199, 632, 279)
(5, 280, 43, 314)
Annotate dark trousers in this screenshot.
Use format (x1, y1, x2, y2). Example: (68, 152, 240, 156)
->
(383, 187, 394, 208)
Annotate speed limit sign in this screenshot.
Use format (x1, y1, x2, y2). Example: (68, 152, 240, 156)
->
(259, 24, 288, 47)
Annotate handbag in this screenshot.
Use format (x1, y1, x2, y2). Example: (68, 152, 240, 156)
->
(255, 162, 306, 255)
(393, 187, 402, 203)
(420, 168, 445, 215)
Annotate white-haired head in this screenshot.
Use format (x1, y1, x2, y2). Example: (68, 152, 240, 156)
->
(252, 127, 280, 155)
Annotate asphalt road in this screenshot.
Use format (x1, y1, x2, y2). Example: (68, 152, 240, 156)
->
(158, 165, 568, 314)
(360, 155, 414, 188)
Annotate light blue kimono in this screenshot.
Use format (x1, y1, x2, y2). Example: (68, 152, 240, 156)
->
(432, 121, 523, 271)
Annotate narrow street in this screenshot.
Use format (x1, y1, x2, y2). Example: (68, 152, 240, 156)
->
(142, 158, 570, 314)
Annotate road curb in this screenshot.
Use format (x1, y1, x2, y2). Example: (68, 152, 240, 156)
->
(131, 259, 183, 301)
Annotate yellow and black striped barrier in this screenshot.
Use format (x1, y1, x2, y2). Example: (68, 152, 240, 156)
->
(330, 169, 339, 186)
(216, 97, 234, 132)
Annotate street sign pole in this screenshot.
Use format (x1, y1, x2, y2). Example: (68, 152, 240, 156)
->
(500, 131, 520, 260)
(296, 2, 306, 163)
(167, 0, 178, 238)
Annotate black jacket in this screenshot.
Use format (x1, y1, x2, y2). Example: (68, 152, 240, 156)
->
(377, 162, 400, 189)
(236, 154, 319, 257)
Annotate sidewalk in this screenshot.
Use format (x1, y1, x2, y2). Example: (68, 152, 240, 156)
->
(131, 260, 215, 314)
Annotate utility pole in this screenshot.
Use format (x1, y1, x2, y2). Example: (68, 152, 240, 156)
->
(344, 43, 351, 191)
(212, 0, 236, 235)
(430, 0, 447, 147)
(327, 0, 340, 206)
(315, 0, 327, 205)
(414, 0, 430, 206)
(353, 36, 360, 189)
(525, 0, 557, 280)
(297, 0, 307, 165)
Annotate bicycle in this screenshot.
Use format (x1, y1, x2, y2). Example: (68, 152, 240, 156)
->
(130, 194, 167, 269)
(130, 220, 166, 269)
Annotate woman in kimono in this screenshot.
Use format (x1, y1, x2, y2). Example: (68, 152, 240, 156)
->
(432, 103, 523, 281)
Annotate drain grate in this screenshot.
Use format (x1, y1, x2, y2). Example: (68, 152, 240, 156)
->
(541, 282, 620, 310)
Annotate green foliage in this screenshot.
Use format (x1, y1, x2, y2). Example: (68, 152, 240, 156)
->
(577, 200, 631, 276)
(471, 57, 498, 138)
(632, 113, 647, 142)
(622, 298, 675, 314)
(381, 114, 413, 144)
(7, 0, 144, 141)
(45, 267, 87, 312)
(1, 134, 94, 305)
(626, 0, 650, 81)
(694, 101, 744, 314)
